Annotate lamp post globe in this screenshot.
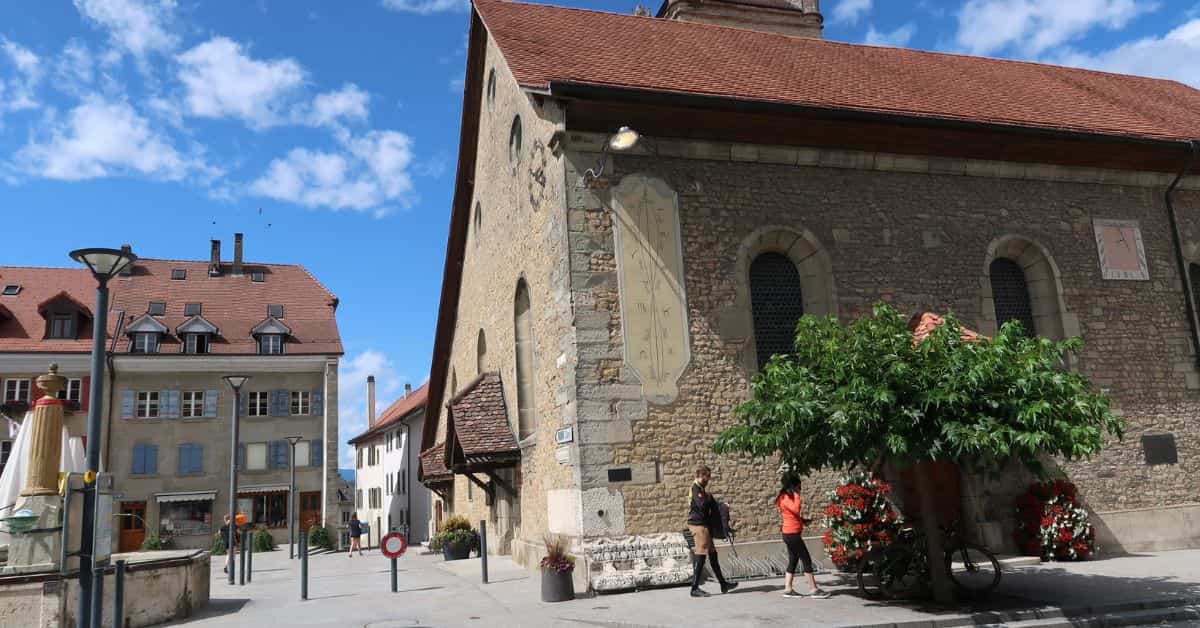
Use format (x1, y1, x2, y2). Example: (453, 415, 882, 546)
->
(69, 245, 137, 628)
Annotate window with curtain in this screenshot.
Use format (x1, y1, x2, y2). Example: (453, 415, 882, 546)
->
(990, 258, 1037, 335)
(749, 252, 805, 370)
(514, 280, 535, 440)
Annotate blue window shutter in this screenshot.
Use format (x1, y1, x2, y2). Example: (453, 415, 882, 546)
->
(204, 390, 219, 417)
(172, 390, 183, 418)
(147, 445, 158, 474)
(132, 445, 144, 474)
(160, 389, 172, 418)
(195, 444, 203, 473)
(310, 439, 322, 467)
(311, 390, 323, 416)
(240, 390, 249, 415)
(237, 443, 245, 469)
(177, 444, 185, 474)
(268, 440, 283, 469)
(120, 390, 134, 420)
(271, 390, 288, 416)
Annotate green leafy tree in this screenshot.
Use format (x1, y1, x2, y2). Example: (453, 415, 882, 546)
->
(714, 303, 1124, 601)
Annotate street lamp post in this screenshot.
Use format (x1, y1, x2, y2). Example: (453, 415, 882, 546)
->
(223, 376, 251, 586)
(69, 247, 137, 628)
(285, 435, 302, 559)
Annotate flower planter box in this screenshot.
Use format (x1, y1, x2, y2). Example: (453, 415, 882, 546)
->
(442, 540, 473, 561)
(541, 568, 575, 603)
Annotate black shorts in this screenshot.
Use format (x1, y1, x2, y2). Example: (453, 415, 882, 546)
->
(783, 532, 813, 574)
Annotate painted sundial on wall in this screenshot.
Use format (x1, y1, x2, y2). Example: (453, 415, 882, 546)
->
(1093, 218, 1149, 281)
(525, 139, 550, 211)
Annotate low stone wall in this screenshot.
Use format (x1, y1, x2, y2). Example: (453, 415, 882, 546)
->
(0, 549, 209, 628)
(1093, 503, 1200, 554)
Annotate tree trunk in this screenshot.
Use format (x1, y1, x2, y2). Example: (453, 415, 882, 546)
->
(914, 460, 955, 604)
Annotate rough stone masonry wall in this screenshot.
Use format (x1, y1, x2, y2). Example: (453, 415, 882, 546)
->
(564, 133, 1200, 557)
(435, 35, 578, 567)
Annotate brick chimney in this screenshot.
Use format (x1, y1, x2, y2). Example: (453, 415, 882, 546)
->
(233, 232, 244, 276)
(367, 375, 376, 426)
(658, 0, 823, 38)
(209, 240, 222, 276)
(119, 244, 134, 275)
(405, 383, 412, 398)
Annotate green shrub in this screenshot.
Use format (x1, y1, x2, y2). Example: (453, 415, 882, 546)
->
(253, 528, 276, 552)
(432, 515, 478, 549)
(210, 533, 227, 555)
(307, 525, 334, 550)
(141, 533, 170, 551)
(428, 535, 442, 552)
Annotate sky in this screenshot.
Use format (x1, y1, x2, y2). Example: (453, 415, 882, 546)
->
(1, 0, 1199, 467)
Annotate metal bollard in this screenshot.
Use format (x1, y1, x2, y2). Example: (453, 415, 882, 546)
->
(113, 560, 126, 628)
(391, 556, 398, 593)
(300, 530, 308, 600)
(239, 531, 247, 586)
(480, 520, 488, 584)
(247, 537, 253, 583)
(91, 565, 103, 628)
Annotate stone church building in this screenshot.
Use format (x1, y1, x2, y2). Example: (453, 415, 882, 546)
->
(420, 0, 1200, 591)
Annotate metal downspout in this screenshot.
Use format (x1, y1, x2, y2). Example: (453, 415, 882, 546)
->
(1165, 140, 1200, 366)
(102, 310, 124, 473)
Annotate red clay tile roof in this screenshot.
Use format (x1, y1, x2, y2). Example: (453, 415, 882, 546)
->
(475, 0, 1200, 142)
(909, 312, 984, 344)
(348, 382, 429, 444)
(0, 256, 341, 355)
(420, 442, 453, 483)
(445, 372, 519, 468)
(659, 0, 816, 14)
(0, 267, 101, 353)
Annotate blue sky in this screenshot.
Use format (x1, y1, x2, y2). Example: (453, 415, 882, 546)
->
(1, 0, 1198, 466)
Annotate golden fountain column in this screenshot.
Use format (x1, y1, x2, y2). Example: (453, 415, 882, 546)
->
(21, 364, 66, 497)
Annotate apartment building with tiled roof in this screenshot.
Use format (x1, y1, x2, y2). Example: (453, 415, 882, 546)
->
(421, 0, 1200, 592)
(0, 234, 341, 551)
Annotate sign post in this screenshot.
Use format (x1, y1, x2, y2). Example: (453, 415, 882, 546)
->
(380, 532, 408, 593)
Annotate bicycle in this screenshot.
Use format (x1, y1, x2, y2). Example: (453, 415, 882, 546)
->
(856, 520, 1001, 600)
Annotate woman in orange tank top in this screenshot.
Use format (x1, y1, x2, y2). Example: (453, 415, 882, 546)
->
(776, 473, 830, 598)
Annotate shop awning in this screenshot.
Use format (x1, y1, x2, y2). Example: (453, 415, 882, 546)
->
(237, 484, 289, 495)
(156, 491, 217, 503)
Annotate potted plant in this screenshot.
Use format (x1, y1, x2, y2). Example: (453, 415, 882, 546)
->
(1015, 479, 1096, 561)
(820, 472, 903, 572)
(539, 535, 576, 603)
(433, 515, 477, 561)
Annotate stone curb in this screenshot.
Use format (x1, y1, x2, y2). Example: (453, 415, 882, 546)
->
(850, 595, 1200, 628)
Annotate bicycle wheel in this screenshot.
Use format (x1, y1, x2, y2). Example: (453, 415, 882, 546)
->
(945, 544, 1001, 596)
(875, 544, 924, 600)
(856, 549, 884, 599)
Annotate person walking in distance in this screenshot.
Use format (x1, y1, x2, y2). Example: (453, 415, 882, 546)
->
(348, 512, 364, 557)
(687, 465, 738, 597)
(777, 472, 830, 598)
(220, 514, 239, 574)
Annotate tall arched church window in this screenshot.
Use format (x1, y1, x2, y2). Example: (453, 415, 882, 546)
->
(989, 258, 1037, 335)
(514, 280, 535, 440)
(749, 252, 804, 370)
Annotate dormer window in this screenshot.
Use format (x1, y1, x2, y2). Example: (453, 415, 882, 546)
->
(184, 303, 202, 317)
(171, 269, 186, 280)
(132, 333, 159, 354)
(2, 285, 20, 296)
(176, 314, 218, 355)
(49, 313, 76, 339)
(148, 302, 166, 316)
(258, 334, 283, 355)
(251, 271, 265, 283)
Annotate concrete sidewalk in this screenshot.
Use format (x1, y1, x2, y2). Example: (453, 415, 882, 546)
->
(169, 546, 1200, 627)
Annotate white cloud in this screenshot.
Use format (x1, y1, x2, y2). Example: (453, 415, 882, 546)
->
(830, 0, 872, 25)
(305, 83, 370, 128)
(73, 0, 177, 58)
(248, 130, 415, 215)
(1, 37, 42, 113)
(12, 97, 210, 181)
(54, 40, 96, 88)
(381, 0, 469, 14)
(177, 37, 305, 128)
(955, 0, 1155, 56)
(1055, 18, 1200, 87)
(865, 23, 917, 47)
(337, 349, 405, 467)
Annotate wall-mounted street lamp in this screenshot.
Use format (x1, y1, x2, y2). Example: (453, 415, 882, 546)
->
(223, 375, 251, 586)
(581, 126, 642, 186)
(285, 435, 303, 559)
(69, 246, 137, 628)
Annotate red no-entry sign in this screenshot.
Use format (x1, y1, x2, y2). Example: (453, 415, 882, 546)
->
(381, 532, 408, 559)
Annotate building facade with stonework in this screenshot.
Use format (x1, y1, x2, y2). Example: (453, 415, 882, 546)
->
(420, 0, 1200, 591)
(1, 234, 342, 552)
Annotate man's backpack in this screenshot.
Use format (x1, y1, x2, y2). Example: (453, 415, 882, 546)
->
(709, 501, 734, 541)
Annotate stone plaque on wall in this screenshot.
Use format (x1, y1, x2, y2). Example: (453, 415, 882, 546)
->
(1093, 218, 1149, 280)
(612, 174, 691, 404)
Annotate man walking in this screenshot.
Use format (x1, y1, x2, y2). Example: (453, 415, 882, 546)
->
(687, 465, 738, 597)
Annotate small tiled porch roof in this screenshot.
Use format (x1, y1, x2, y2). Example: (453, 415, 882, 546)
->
(420, 442, 454, 484)
(444, 372, 520, 472)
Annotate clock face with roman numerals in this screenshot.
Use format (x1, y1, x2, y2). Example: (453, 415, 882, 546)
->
(1094, 219, 1149, 281)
